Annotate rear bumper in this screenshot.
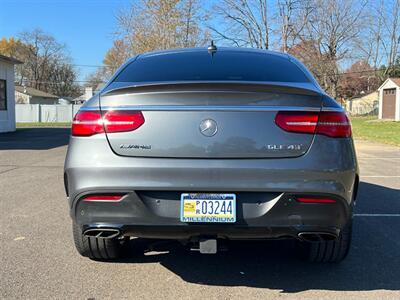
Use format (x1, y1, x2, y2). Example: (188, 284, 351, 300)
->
(74, 191, 351, 240)
(81, 224, 342, 240)
(65, 134, 358, 240)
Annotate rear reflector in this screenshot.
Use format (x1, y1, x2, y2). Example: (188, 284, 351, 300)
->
(275, 111, 351, 138)
(297, 197, 336, 203)
(72, 110, 144, 136)
(83, 195, 124, 202)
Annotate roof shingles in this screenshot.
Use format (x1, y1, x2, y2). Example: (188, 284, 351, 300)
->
(390, 78, 400, 86)
(15, 86, 58, 99)
(0, 54, 23, 64)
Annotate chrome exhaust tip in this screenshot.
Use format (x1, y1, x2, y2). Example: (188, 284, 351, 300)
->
(83, 228, 120, 239)
(298, 232, 338, 242)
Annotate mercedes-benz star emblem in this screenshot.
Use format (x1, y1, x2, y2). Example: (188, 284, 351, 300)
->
(199, 119, 218, 137)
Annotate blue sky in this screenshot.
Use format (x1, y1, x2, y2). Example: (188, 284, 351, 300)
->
(0, 0, 130, 80)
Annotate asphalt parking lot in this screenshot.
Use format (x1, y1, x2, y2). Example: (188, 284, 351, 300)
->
(1, 128, 399, 299)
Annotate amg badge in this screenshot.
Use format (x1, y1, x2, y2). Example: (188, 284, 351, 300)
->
(119, 144, 152, 150)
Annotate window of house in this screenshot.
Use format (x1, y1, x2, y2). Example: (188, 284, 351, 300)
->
(384, 88, 395, 95)
(0, 80, 6, 110)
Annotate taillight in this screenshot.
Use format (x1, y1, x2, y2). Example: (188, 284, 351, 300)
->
(103, 110, 145, 133)
(72, 110, 104, 136)
(275, 111, 319, 134)
(72, 110, 144, 136)
(316, 112, 351, 138)
(275, 111, 351, 138)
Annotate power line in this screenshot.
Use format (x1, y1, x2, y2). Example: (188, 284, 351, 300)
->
(19, 79, 107, 84)
(69, 64, 111, 68)
(313, 68, 387, 77)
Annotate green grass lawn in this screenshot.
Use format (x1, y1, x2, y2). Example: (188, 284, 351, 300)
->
(350, 116, 400, 146)
(17, 122, 71, 128)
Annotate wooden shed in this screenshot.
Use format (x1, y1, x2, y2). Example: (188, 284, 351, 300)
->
(378, 78, 400, 121)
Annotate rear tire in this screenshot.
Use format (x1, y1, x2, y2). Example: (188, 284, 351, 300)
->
(297, 220, 352, 263)
(72, 222, 124, 260)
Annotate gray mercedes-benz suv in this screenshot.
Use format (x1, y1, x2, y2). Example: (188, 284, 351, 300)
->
(64, 47, 358, 262)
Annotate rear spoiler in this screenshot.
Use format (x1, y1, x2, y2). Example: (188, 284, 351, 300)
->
(101, 81, 322, 97)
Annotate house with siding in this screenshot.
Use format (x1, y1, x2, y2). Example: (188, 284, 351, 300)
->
(15, 85, 59, 104)
(346, 91, 379, 116)
(72, 87, 94, 104)
(0, 54, 23, 133)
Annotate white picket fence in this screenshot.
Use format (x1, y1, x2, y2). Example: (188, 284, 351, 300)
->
(16, 104, 82, 123)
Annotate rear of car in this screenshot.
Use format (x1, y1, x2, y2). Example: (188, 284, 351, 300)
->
(65, 48, 358, 262)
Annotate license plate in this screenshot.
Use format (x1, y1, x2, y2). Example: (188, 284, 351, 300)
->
(180, 193, 236, 223)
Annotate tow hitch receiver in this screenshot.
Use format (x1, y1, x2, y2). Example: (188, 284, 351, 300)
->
(199, 239, 217, 254)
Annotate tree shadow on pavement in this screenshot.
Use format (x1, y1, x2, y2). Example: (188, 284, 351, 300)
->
(0, 128, 70, 150)
(105, 181, 400, 293)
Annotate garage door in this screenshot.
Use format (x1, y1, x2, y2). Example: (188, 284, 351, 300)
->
(382, 88, 396, 119)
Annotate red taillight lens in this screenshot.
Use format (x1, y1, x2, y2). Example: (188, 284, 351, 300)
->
(83, 194, 124, 202)
(72, 110, 104, 136)
(72, 110, 145, 136)
(103, 110, 144, 133)
(297, 197, 336, 203)
(275, 111, 351, 138)
(275, 111, 319, 134)
(316, 112, 351, 138)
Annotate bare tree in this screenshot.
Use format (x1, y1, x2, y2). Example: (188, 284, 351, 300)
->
(87, 0, 208, 85)
(84, 68, 108, 92)
(276, 0, 313, 52)
(48, 62, 81, 97)
(84, 40, 129, 91)
(357, 0, 385, 70)
(323, 0, 399, 99)
(114, 0, 206, 54)
(357, 0, 399, 80)
(299, 0, 368, 99)
(103, 40, 130, 74)
(382, 0, 400, 76)
(19, 29, 66, 91)
(178, 0, 209, 47)
(0, 29, 81, 97)
(86, 0, 396, 100)
(181, 0, 196, 47)
(210, 0, 270, 49)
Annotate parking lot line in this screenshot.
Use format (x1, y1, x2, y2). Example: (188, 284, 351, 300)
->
(358, 157, 400, 160)
(354, 214, 400, 217)
(361, 176, 400, 178)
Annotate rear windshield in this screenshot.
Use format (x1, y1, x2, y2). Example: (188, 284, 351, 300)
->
(113, 51, 310, 83)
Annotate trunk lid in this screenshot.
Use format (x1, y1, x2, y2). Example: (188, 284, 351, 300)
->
(100, 83, 322, 158)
